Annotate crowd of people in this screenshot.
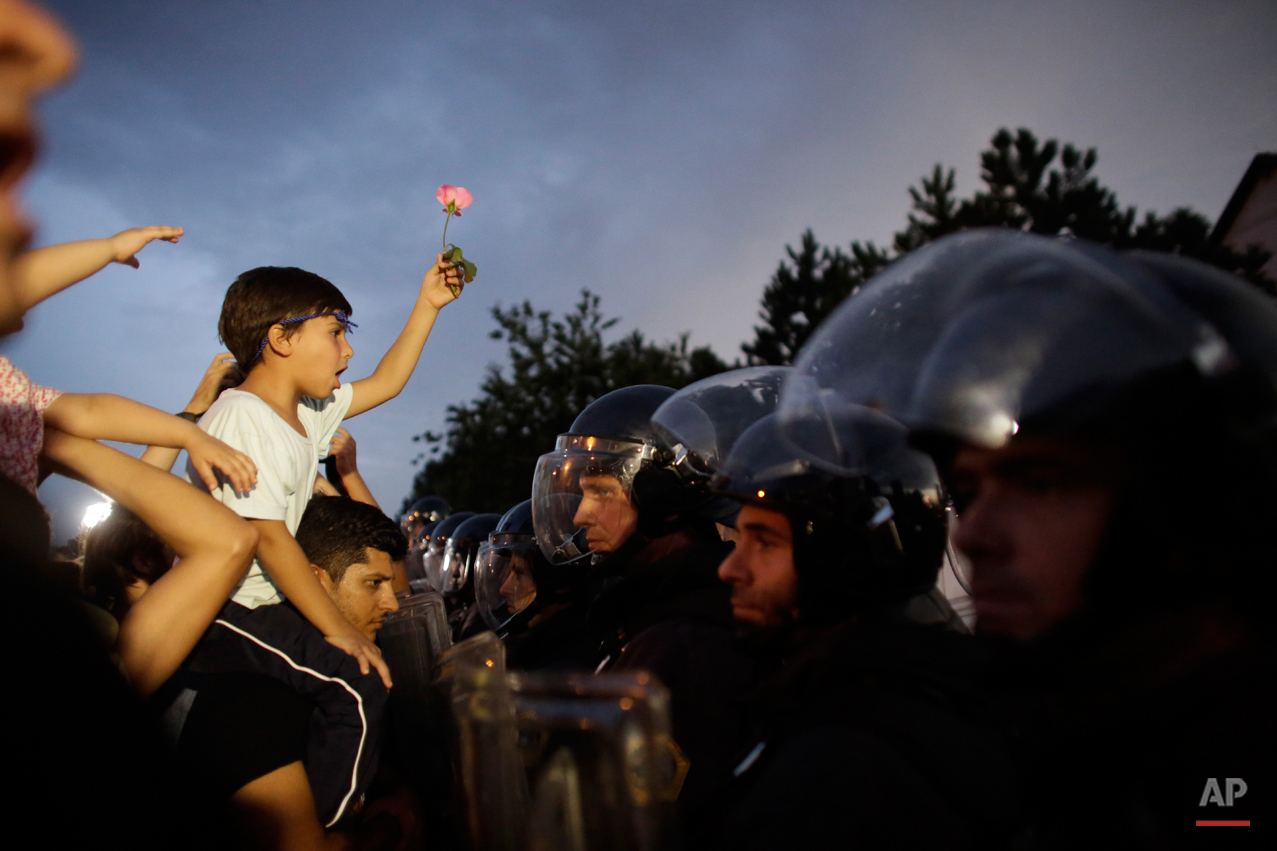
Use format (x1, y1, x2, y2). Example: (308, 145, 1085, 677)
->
(1, 1, 1272, 849)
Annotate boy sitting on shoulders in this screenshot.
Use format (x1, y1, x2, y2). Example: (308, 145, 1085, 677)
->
(178, 496, 411, 850)
(185, 257, 461, 827)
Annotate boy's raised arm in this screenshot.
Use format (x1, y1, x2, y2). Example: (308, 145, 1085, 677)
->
(12, 226, 183, 313)
(252, 519, 393, 689)
(347, 254, 463, 419)
(40, 427, 258, 697)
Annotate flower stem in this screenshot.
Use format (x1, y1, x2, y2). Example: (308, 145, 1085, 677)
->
(441, 210, 453, 253)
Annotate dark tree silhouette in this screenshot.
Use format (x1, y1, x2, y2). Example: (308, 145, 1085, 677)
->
(402, 290, 729, 514)
(745, 128, 1274, 365)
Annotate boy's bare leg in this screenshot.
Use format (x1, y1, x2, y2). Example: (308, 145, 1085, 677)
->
(232, 761, 353, 851)
(252, 519, 393, 689)
(45, 391, 257, 493)
(41, 427, 258, 697)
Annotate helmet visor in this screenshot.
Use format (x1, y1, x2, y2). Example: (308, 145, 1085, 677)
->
(439, 537, 477, 595)
(403, 522, 436, 587)
(474, 533, 540, 630)
(531, 435, 652, 565)
(422, 534, 450, 592)
(716, 405, 942, 505)
(780, 230, 1228, 449)
(651, 366, 789, 474)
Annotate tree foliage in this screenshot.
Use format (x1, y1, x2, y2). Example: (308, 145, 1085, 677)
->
(402, 291, 729, 513)
(745, 128, 1275, 365)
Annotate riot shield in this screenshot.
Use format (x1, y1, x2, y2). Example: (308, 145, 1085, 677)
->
(511, 670, 676, 851)
(378, 591, 458, 844)
(438, 632, 528, 851)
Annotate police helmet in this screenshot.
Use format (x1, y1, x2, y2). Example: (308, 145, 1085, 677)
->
(401, 496, 451, 538)
(779, 228, 1277, 612)
(474, 500, 549, 631)
(403, 519, 439, 590)
(422, 511, 475, 592)
(714, 406, 949, 622)
(532, 385, 721, 566)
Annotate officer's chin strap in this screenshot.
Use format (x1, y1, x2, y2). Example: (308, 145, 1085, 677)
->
(553, 527, 590, 562)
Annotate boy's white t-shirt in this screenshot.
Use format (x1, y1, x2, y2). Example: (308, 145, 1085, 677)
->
(187, 385, 354, 608)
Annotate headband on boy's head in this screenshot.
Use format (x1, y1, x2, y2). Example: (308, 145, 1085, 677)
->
(247, 310, 357, 368)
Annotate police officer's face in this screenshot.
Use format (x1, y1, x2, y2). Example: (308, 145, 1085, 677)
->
(498, 553, 537, 613)
(949, 436, 1118, 641)
(574, 474, 638, 553)
(718, 504, 799, 628)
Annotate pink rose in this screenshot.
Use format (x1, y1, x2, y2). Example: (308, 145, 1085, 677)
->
(437, 185, 473, 216)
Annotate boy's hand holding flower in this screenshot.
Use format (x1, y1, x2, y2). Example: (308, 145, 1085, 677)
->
(436, 184, 477, 297)
(422, 253, 465, 310)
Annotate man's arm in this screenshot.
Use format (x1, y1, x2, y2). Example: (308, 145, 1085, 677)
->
(231, 761, 352, 851)
(40, 427, 258, 697)
(252, 519, 393, 688)
(11, 226, 183, 313)
(141, 352, 243, 472)
(346, 254, 463, 419)
(44, 391, 257, 493)
(328, 428, 379, 508)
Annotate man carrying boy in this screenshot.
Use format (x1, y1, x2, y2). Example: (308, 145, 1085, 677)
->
(186, 258, 461, 826)
(178, 496, 410, 848)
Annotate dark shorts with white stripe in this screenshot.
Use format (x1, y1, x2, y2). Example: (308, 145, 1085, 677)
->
(185, 600, 389, 827)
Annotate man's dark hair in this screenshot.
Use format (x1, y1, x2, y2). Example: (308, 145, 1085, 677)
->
(83, 506, 172, 619)
(218, 266, 353, 369)
(296, 496, 408, 585)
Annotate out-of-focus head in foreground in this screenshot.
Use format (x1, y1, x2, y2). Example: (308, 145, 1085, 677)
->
(0, 0, 75, 334)
(782, 228, 1277, 641)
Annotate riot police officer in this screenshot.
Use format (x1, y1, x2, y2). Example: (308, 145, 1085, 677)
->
(782, 228, 1277, 845)
(530, 383, 759, 814)
(473, 499, 599, 669)
(693, 400, 1015, 849)
(400, 495, 450, 539)
(437, 512, 502, 640)
(531, 385, 738, 663)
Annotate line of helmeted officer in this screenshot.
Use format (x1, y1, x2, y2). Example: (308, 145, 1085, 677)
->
(459, 226, 1276, 848)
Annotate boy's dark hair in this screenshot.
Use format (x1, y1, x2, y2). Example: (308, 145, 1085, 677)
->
(297, 496, 408, 585)
(82, 506, 173, 619)
(219, 267, 353, 369)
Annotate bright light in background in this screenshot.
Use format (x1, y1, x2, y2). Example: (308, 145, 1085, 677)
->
(81, 500, 113, 530)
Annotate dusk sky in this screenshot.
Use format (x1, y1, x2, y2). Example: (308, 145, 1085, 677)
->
(7, 0, 1275, 541)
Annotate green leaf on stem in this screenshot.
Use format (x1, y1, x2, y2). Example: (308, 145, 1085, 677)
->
(440, 243, 476, 294)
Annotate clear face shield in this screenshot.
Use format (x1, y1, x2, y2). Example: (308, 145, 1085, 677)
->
(403, 522, 438, 591)
(650, 366, 790, 475)
(717, 404, 945, 508)
(779, 229, 1229, 449)
(423, 533, 452, 592)
(438, 535, 482, 596)
(474, 532, 540, 631)
(401, 513, 425, 540)
(531, 435, 655, 566)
